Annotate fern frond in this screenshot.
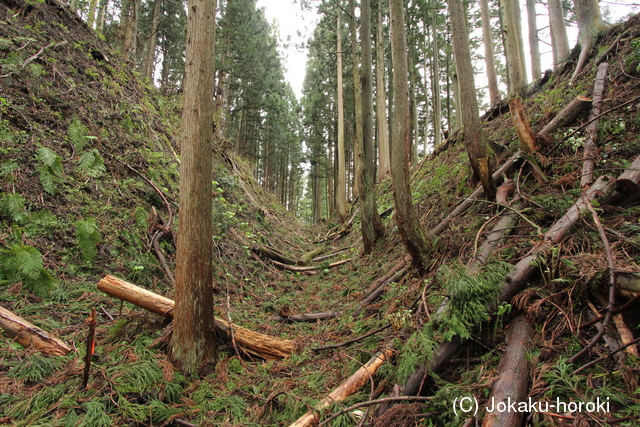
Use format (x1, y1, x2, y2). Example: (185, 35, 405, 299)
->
(75, 217, 101, 263)
(67, 118, 88, 151)
(0, 193, 29, 225)
(77, 149, 106, 178)
(36, 147, 63, 174)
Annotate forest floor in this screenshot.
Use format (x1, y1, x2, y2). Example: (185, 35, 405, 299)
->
(2, 0, 640, 425)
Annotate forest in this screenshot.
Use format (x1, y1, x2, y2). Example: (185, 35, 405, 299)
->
(1, 0, 640, 425)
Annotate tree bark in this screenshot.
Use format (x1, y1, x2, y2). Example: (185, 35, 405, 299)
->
(500, 0, 528, 97)
(482, 316, 533, 427)
(349, 0, 363, 197)
(0, 305, 72, 356)
(336, 13, 348, 222)
(480, 0, 501, 108)
(97, 275, 296, 359)
(376, 7, 391, 180)
(431, 12, 443, 147)
(359, 0, 385, 253)
(448, 0, 496, 200)
(617, 155, 640, 194)
(548, 0, 569, 70)
(526, 0, 542, 80)
(288, 345, 394, 427)
(581, 62, 609, 188)
(572, 0, 608, 80)
(144, 0, 162, 81)
(170, 0, 218, 376)
(388, 0, 432, 270)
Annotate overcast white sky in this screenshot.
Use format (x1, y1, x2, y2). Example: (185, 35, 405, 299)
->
(256, 0, 319, 99)
(256, 0, 640, 100)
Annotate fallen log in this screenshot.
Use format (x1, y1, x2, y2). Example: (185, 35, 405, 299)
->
(298, 247, 326, 266)
(252, 244, 297, 266)
(0, 305, 71, 355)
(271, 258, 352, 272)
(97, 275, 297, 359)
(288, 345, 394, 427)
(481, 316, 533, 427)
(537, 95, 592, 143)
(581, 62, 609, 188)
(270, 311, 342, 323)
(616, 155, 640, 195)
(389, 175, 618, 408)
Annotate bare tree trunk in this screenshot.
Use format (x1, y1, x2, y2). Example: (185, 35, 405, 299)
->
(169, 0, 217, 376)
(336, 13, 348, 222)
(500, 0, 528, 97)
(389, 0, 431, 269)
(548, 0, 569, 69)
(480, 0, 501, 108)
(144, 0, 162, 80)
(350, 0, 363, 196)
(359, 0, 385, 253)
(431, 12, 442, 147)
(572, 0, 609, 80)
(377, 7, 391, 180)
(448, 0, 497, 200)
(526, 0, 542, 80)
(87, 0, 98, 28)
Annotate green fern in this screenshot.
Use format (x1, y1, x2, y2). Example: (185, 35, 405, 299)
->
(437, 262, 510, 341)
(0, 193, 29, 225)
(75, 217, 101, 263)
(35, 147, 63, 194)
(67, 118, 90, 151)
(76, 149, 106, 178)
(0, 244, 54, 296)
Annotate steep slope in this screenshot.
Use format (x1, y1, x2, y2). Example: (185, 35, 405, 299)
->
(2, 0, 640, 426)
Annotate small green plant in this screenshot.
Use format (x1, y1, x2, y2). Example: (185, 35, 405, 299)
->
(75, 217, 101, 263)
(0, 244, 54, 296)
(76, 148, 106, 178)
(67, 118, 96, 151)
(8, 355, 60, 383)
(35, 146, 63, 194)
(0, 192, 29, 225)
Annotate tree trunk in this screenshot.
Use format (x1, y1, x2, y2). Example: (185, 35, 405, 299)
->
(97, 275, 296, 359)
(526, 0, 542, 80)
(359, 0, 385, 253)
(500, 0, 528, 97)
(336, 13, 348, 222)
(377, 7, 391, 180)
(617, 155, 640, 194)
(121, 0, 139, 61)
(144, 0, 162, 81)
(482, 316, 533, 427)
(449, 0, 496, 200)
(87, 0, 98, 29)
(548, 0, 569, 70)
(572, 0, 608, 80)
(480, 0, 501, 108)
(349, 0, 363, 196)
(169, 0, 218, 376)
(0, 305, 71, 355)
(389, 0, 431, 270)
(431, 12, 442, 147)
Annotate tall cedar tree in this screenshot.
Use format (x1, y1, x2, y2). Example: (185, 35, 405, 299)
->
(336, 13, 348, 222)
(572, 0, 608, 79)
(448, 0, 497, 200)
(169, 0, 217, 375)
(359, 0, 385, 252)
(548, 0, 569, 69)
(389, 0, 431, 269)
(500, 0, 528, 97)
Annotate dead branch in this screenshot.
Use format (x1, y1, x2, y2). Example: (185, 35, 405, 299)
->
(581, 62, 609, 188)
(596, 30, 630, 65)
(271, 311, 342, 323)
(81, 308, 97, 389)
(0, 41, 68, 78)
(252, 244, 297, 265)
(299, 247, 326, 266)
(482, 316, 533, 427)
(270, 258, 352, 272)
(287, 345, 394, 427)
(318, 396, 432, 427)
(0, 305, 72, 355)
(313, 324, 392, 352)
(509, 97, 538, 153)
(96, 275, 297, 359)
(312, 248, 350, 263)
(568, 195, 617, 364)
